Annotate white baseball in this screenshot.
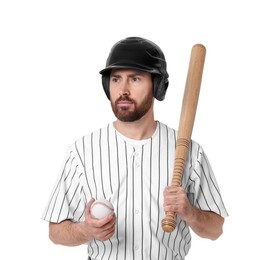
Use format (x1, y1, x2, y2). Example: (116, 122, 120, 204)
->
(90, 198, 114, 219)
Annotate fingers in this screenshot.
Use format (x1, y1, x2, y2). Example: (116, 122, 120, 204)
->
(163, 187, 186, 203)
(92, 214, 116, 229)
(91, 214, 116, 241)
(164, 186, 186, 195)
(101, 215, 116, 239)
(163, 186, 189, 216)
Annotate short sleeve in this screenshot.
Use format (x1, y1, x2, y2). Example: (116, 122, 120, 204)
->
(41, 143, 86, 223)
(186, 143, 228, 217)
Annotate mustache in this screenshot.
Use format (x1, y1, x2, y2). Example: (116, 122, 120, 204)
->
(115, 96, 134, 103)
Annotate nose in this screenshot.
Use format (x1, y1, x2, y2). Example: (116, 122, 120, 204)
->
(119, 80, 130, 96)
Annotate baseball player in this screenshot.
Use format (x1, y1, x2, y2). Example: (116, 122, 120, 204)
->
(42, 37, 228, 260)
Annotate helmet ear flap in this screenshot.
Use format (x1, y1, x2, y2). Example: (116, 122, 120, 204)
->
(153, 75, 169, 101)
(102, 73, 111, 100)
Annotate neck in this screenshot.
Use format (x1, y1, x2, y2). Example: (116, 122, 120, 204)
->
(113, 111, 157, 140)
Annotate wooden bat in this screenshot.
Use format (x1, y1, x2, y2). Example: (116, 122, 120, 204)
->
(161, 44, 206, 232)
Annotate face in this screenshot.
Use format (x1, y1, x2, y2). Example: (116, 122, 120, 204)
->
(109, 69, 154, 122)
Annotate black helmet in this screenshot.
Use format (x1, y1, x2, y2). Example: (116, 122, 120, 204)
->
(99, 37, 169, 101)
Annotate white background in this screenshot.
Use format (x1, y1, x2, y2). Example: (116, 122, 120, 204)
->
(1, 0, 275, 259)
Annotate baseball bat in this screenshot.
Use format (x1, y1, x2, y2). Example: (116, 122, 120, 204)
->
(161, 44, 206, 232)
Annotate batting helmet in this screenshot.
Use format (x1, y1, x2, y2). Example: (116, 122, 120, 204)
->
(99, 37, 169, 101)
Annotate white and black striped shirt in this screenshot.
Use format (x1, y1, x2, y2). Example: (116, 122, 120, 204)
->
(42, 121, 228, 260)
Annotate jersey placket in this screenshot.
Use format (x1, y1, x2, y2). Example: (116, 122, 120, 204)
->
(130, 146, 143, 259)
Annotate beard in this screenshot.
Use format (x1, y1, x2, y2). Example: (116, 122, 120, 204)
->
(111, 94, 153, 122)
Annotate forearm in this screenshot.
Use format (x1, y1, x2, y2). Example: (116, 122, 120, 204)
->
(49, 220, 89, 246)
(187, 208, 224, 240)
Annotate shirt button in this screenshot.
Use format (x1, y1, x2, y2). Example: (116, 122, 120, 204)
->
(134, 151, 139, 157)
(135, 209, 139, 214)
(135, 245, 139, 250)
(135, 162, 140, 168)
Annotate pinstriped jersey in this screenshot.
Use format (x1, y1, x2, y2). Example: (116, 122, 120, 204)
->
(42, 121, 228, 260)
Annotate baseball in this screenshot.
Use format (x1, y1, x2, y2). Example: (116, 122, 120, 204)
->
(90, 198, 114, 219)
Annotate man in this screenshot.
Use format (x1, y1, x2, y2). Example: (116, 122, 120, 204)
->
(42, 37, 228, 259)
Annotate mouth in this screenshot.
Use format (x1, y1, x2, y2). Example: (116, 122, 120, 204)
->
(116, 98, 134, 109)
(117, 100, 133, 109)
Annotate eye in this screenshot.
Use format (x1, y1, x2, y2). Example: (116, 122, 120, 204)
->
(110, 77, 119, 83)
(132, 76, 141, 82)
